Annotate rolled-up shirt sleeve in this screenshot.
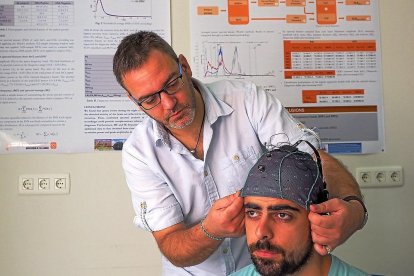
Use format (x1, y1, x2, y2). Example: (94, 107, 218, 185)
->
(122, 133, 184, 232)
(245, 81, 319, 153)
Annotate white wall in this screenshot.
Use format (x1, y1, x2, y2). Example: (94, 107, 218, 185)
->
(1, 1, 413, 275)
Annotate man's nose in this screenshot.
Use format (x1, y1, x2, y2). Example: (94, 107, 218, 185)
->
(255, 218, 274, 240)
(160, 91, 177, 109)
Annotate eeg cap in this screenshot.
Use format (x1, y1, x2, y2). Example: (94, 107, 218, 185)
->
(240, 144, 327, 210)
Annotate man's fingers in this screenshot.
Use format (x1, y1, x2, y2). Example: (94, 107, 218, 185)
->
(221, 192, 244, 215)
(208, 191, 245, 233)
(308, 209, 335, 228)
(310, 212, 342, 249)
(310, 200, 333, 214)
(311, 225, 331, 244)
(311, 226, 339, 256)
(314, 243, 330, 256)
(309, 203, 324, 214)
(214, 191, 241, 209)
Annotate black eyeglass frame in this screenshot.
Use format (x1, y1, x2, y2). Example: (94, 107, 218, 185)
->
(128, 63, 184, 110)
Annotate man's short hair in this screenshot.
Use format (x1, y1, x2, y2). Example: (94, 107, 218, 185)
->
(113, 31, 178, 90)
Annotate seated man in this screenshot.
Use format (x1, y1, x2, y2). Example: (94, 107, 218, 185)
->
(232, 142, 369, 276)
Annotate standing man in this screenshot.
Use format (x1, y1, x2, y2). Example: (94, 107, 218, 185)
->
(232, 142, 369, 276)
(113, 31, 368, 275)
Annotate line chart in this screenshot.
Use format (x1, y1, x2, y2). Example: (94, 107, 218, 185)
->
(91, 0, 152, 20)
(197, 42, 275, 78)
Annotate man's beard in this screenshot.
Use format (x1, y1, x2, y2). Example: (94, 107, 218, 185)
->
(165, 104, 196, 129)
(248, 238, 313, 276)
(144, 101, 196, 130)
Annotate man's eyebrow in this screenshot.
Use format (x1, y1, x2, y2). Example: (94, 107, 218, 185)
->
(244, 203, 262, 210)
(268, 205, 300, 212)
(244, 202, 301, 212)
(163, 70, 179, 86)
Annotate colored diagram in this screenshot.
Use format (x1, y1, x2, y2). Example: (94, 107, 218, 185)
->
(90, 0, 153, 22)
(191, 0, 384, 154)
(196, 0, 373, 25)
(195, 41, 275, 78)
(283, 40, 377, 80)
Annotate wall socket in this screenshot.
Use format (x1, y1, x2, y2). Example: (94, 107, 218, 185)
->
(18, 174, 70, 195)
(356, 166, 403, 188)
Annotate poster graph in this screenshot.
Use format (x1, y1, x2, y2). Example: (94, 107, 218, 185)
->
(198, 42, 275, 78)
(191, 0, 384, 154)
(91, 0, 152, 20)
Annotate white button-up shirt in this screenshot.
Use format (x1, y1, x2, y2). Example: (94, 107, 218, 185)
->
(122, 79, 318, 275)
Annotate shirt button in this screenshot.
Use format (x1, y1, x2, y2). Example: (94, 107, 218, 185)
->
(204, 170, 208, 176)
(233, 155, 240, 161)
(223, 248, 229, 254)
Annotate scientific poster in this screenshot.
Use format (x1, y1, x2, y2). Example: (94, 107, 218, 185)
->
(190, 0, 384, 154)
(0, 0, 170, 153)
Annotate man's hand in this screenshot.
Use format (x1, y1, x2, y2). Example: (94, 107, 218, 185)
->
(152, 191, 245, 267)
(202, 191, 245, 239)
(309, 197, 365, 255)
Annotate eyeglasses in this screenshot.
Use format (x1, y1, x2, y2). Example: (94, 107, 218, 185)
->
(129, 63, 184, 110)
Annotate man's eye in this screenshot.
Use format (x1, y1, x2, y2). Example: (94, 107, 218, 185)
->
(143, 95, 158, 104)
(276, 212, 292, 221)
(166, 78, 180, 90)
(246, 210, 258, 218)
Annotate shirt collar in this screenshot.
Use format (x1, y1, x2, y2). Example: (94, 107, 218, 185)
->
(152, 78, 233, 148)
(153, 120, 171, 149)
(192, 78, 233, 125)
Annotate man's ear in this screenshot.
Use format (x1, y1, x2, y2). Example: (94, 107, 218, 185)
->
(178, 54, 192, 77)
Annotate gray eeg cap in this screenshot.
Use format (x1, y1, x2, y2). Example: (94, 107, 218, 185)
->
(240, 144, 326, 210)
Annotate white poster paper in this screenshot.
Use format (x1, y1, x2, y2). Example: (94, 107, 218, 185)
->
(190, 0, 384, 154)
(0, 0, 170, 153)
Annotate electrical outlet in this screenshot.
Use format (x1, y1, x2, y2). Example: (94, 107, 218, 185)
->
(356, 166, 403, 188)
(21, 178, 34, 190)
(38, 178, 50, 190)
(387, 166, 403, 186)
(19, 174, 70, 195)
(358, 171, 371, 185)
(54, 178, 66, 190)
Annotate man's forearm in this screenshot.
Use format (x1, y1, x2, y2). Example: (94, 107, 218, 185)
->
(153, 221, 222, 267)
(152, 191, 245, 267)
(319, 150, 362, 198)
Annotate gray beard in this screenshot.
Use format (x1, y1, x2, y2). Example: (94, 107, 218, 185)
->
(167, 107, 195, 129)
